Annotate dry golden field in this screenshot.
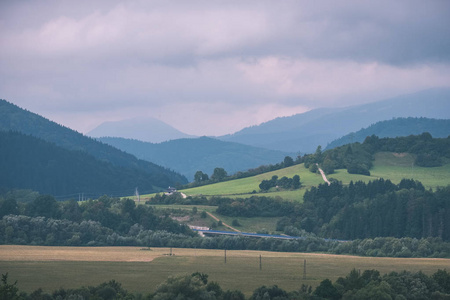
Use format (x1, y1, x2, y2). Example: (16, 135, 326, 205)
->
(1, 245, 450, 296)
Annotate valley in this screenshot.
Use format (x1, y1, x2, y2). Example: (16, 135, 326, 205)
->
(1, 91, 450, 299)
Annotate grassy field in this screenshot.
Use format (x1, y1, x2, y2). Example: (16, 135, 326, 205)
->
(140, 164, 325, 202)
(1, 246, 449, 297)
(369, 152, 450, 188)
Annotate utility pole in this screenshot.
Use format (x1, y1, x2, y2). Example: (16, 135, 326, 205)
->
(259, 255, 262, 270)
(224, 249, 227, 264)
(303, 259, 307, 280)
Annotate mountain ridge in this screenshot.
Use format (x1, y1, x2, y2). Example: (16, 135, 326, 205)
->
(217, 87, 450, 153)
(88, 117, 195, 143)
(97, 136, 292, 181)
(325, 117, 450, 150)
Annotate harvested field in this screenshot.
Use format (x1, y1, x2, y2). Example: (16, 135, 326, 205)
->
(0, 245, 162, 262)
(1, 246, 449, 296)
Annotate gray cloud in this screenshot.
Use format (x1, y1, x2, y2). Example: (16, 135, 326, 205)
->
(0, 0, 449, 135)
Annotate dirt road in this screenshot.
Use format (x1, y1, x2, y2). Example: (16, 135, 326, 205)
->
(206, 211, 241, 232)
(316, 164, 331, 186)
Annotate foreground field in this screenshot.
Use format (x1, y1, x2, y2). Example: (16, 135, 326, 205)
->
(1, 246, 449, 297)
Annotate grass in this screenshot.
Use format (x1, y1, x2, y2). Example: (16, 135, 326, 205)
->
(1, 246, 449, 297)
(175, 164, 324, 202)
(369, 152, 450, 188)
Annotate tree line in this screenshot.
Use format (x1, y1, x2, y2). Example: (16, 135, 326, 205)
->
(3, 268, 450, 299)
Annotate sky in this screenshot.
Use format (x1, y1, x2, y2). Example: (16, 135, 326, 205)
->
(1, 0, 450, 136)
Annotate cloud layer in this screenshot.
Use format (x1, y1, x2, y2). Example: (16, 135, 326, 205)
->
(1, 0, 449, 135)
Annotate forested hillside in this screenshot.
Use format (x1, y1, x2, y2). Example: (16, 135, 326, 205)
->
(326, 117, 450, 149)
(0, 99, 187, 187)
(0, 131, 174, 197)
(98, 136, 290, 180)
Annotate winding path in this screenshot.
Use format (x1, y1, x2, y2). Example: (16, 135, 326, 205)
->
(316, 164, 331, 186)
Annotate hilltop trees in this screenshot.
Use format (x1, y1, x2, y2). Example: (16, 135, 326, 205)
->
(259, 175, 301, 192)
(211, 168, 228, 182)
(194, 171, 210, 183)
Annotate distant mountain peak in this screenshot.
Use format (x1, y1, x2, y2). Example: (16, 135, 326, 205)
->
(87, 117, 195, 143)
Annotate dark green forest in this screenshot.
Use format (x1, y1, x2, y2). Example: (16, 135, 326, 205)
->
(0, 130, 182, 197)
(0, 100, 187, 192)
(3, 268, 450, 299)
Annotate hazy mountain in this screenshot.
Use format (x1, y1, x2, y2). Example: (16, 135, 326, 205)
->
(98, 136, 292, 181)
(218, 87, 450, 154)
(88, 117, 195, 143)
(325, 117, 450, 150)
(0, 99, 188, 193)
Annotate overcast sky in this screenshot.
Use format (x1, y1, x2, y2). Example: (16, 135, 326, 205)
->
(1, 0, 450, 136)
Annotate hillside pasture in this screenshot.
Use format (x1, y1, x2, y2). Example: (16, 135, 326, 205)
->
(172, 154, 450, 201)
(177, 164, 325, 201)
(369, 152, 450, 188)
(1, 246, 449, 297)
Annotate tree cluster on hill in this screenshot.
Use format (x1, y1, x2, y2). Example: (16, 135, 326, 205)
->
(259, 174, 301, 191)
(4, 268, 450, 299)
